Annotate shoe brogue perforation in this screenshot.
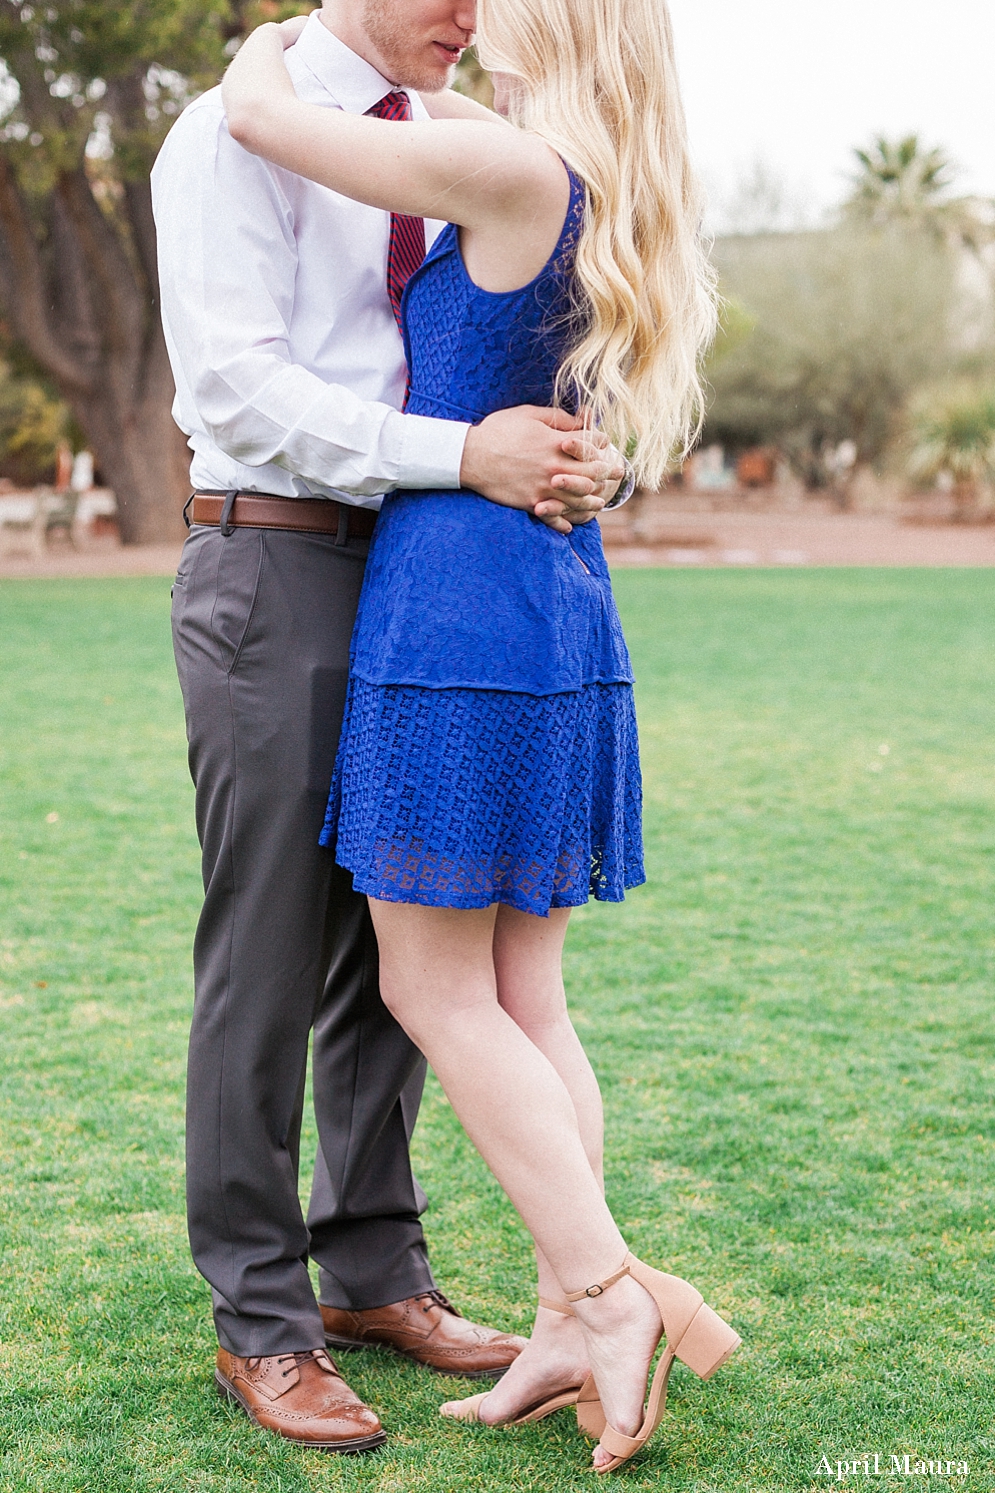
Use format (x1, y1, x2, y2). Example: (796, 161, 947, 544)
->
(215, 1348, 386, 1453)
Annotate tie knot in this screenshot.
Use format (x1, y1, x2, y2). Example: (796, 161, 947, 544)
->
(366, 90, 412, 122)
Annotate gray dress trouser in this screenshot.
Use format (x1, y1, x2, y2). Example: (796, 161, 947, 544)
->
(171, 520, 434, 1357)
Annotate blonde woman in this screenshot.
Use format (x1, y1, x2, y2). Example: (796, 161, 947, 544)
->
(223, 0, 738, 1472)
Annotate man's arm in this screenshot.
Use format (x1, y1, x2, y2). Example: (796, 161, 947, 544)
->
(153, 95, 470, 501)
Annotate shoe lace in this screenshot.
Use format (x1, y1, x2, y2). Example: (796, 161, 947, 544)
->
(282, 1349, 332, 1377)
(415, 1289, 463, 1319)
(244, 1349, 331, 1379)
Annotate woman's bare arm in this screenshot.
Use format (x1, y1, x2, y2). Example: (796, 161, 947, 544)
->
(418, 87, 508, 125)
(222, 24, 565, 248)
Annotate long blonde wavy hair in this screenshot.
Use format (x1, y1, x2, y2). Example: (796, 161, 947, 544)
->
(476, 0, 717, 487)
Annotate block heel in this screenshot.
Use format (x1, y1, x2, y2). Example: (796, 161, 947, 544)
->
(674, 1301, 741, 1381)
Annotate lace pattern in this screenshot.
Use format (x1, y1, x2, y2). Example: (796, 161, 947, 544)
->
(400, 170, 588, 423)
(321, 679, 644, 918)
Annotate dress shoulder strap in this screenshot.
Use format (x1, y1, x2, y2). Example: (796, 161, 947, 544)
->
(548, 165, 587, 279)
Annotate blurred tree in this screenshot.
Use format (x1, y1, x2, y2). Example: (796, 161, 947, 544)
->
(706, 225, 959, 486)
(708, 296, 756, 368)
(844, 134, 993, 252)
(906, 385, 995, 519)
(0, 1, 300, 543)
(717, 158, 813, 237)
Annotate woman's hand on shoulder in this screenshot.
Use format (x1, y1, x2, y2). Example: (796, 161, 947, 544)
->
(277, 13, 311, 48)
(223, 21, 300, 152)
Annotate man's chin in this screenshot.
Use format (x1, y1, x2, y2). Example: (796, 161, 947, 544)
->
(387, 50, 457, 93)
(395, 66, 456, 92)
(417, 67, 456, 93)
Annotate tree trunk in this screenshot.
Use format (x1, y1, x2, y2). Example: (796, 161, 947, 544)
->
(0, 154, 189, 545)
(63, 319, 190, 545)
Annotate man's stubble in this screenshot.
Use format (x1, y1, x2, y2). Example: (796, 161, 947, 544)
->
(360, 0, 457, 91)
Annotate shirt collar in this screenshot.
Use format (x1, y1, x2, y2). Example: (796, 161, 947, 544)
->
(290, 13, 403, 115)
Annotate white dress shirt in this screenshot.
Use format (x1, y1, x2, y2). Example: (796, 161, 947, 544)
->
(151, 14, 468, 507)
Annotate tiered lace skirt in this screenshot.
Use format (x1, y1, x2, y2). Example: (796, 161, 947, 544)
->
(320, 678, 644, 918)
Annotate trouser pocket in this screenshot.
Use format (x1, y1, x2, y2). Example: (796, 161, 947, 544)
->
(210, 528, 264, 675)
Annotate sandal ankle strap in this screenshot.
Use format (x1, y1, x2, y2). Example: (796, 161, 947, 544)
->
(563, 1261, 631, 1302)
(538, 1296, 576, 1316)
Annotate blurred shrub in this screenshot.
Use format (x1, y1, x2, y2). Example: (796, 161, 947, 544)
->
(0, 358, 72, 487)
(704, 137, 995, 489)
(705, 224, 961, 485)
(906, 383, 995, 517)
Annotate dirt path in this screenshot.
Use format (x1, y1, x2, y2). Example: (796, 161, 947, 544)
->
(601, 508, 995, 567)
(0, 543, 184, 581)
(2, 509, 994, 580)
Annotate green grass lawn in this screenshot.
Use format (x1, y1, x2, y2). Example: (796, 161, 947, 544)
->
(1, 569, 993, 1492)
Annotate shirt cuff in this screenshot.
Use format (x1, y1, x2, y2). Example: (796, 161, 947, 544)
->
(392, 411, 469, 490)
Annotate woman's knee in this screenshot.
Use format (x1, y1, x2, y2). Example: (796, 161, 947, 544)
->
(374, 952, 445, 1034)
(369, 898, 501, 1039)
(376, 966, 410, 1024)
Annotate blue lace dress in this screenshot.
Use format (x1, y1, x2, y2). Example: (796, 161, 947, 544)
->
(319, 170, 644, 916)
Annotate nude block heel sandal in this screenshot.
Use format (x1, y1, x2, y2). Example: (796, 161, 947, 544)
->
(568, 1253, 741, 1474)
(439, 1296, 583, 1427)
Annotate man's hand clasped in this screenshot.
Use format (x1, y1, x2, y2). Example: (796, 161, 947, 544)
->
(460, 407, 624, 534)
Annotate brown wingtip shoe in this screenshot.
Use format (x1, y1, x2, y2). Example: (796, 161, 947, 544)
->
(321, 1290, 527, 1379)
(215, 1347, 386, 1453)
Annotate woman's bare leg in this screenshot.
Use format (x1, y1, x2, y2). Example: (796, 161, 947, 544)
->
(369, 899, 663, 1467)
(481, 906, 601, 1421)
(493, 905, 605, 1182)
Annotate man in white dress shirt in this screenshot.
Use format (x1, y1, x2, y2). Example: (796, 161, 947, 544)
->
(152, 0, 620, 1451)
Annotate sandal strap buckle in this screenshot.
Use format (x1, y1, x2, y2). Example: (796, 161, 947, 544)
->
(563, 1260, 631, 1304)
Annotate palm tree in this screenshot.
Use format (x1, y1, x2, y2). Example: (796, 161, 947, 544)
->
(907, 388, 995, 520)
(844, 135, 992, 250)
(848, 135, 951, 219)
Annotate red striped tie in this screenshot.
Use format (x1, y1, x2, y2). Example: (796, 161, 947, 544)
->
(365, 90, 427, 335)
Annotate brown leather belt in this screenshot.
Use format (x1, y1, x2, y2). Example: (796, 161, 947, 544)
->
(188, 490, 378, 542)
